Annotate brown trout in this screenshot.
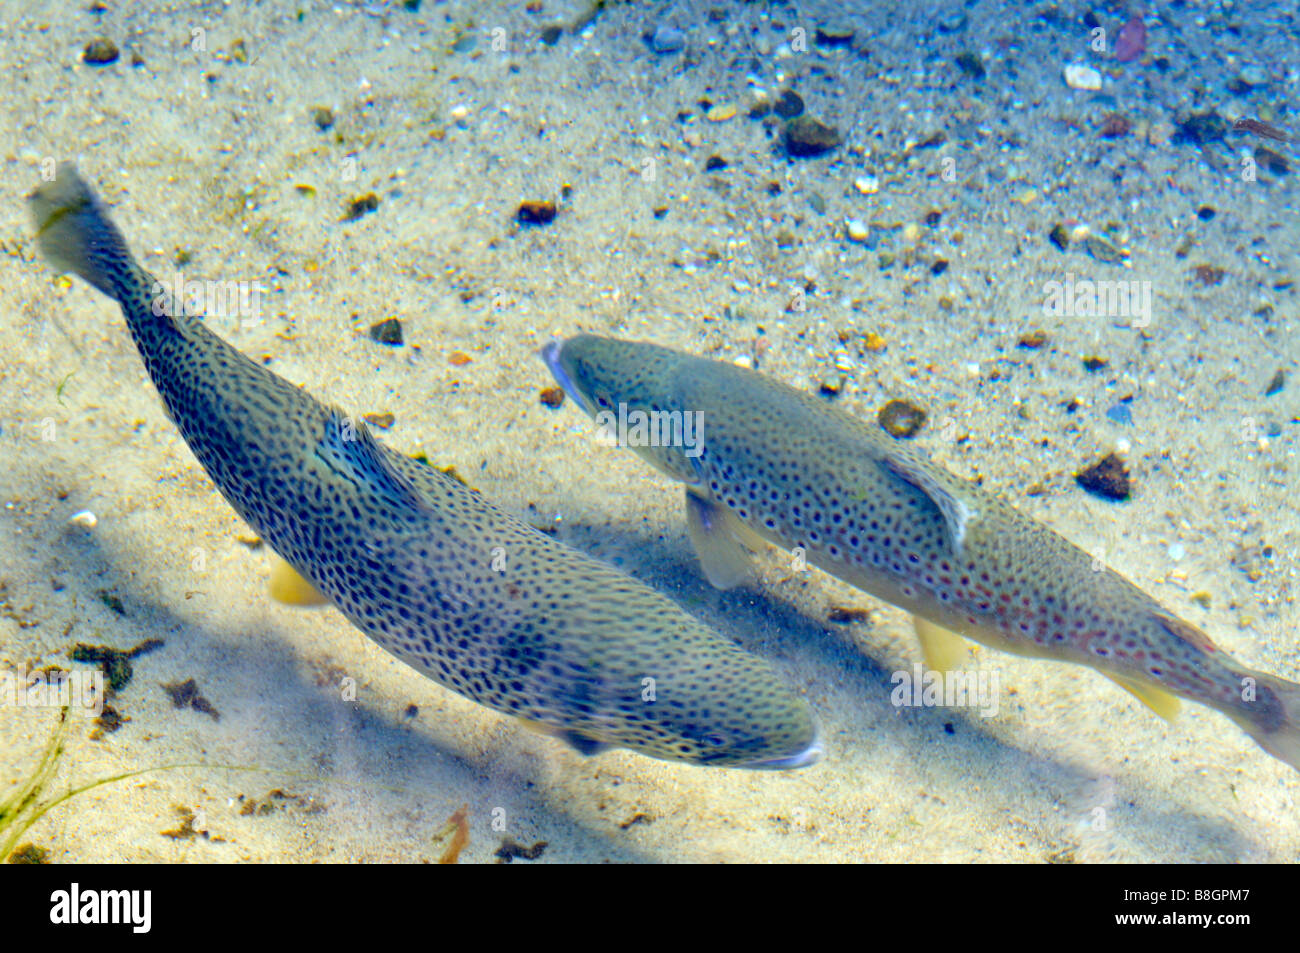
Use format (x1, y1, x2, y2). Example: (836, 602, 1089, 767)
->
(543, 333, 1300, 772)
(27, 165, 820, 769)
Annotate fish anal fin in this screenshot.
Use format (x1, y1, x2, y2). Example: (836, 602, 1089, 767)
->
(913, 616, 972, 673)
(684, 488, 756, 590)
(1104, 672, 1182, 722)
(269, 554, 330, 607)
(880, 453, 977, 559)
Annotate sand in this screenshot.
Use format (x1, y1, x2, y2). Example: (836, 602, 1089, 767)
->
(0, 0, 1296, 863)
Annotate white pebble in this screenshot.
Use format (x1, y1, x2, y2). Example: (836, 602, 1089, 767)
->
(1063, 63, 1103, 91)
(854, 175, 879, 195)
(1168, 543, 1186, 561)
(846, 218, 869, 242)
(69, 510, 97, 528)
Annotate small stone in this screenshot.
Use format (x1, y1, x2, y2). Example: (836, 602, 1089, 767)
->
(1082, 355, 1108, 372)
(1191, 264, 1225, 286)
(955, 51, 985, 80)
(1063, 63, 1102, 90)
(1048, 224, 1069, 251)
(82, 38, 119, 65)
(362, 412, 395, 430)
(827, 606, 871, 623)
(69, 510, 98, 528)
(704, 154, 728, 171)
(1082, 232, 1125, 264)
(539, 24, 563, 45)
(854, 175, 879, 195)
(516, 200, 557, 225)
(1018, 330, 1049, 349)
(648, 26, 685, 54)
(448, 351, 472, 365)
(1264, 369, 1286, 396)
(539, 386, 566, 408)
(1100, 113, 1131, 137)
(878, 399, 927, 438)
(782, 115, 842, 158)
(235, 533, 263, 548)
(814, 26, 855, 48)
(342, 193, 380, 222)
(706, 103, 736, 122)
(1255, 146, 1290, 175)
(1196, 205, 1216, 221)
(773, 89, 804, 119)
(1175, 111, 1229, 145)
(312, 107, 335, 131)
(930, 258, 949, 276)
(846, 219, 869, 243)
(1236, 64, 1268, 88)
(368, 318, 404, 346)
(1075, 453, 1131, 501)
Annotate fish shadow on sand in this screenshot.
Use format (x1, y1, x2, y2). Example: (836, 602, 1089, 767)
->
(554, 519, 1266, 861)
(42, 522, 662, 863)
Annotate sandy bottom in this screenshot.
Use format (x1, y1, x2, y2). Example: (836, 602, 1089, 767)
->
(0, 0, 1296, 862)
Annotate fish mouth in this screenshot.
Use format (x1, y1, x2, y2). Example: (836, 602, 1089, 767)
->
(540, 338, 594, 415)
(740, 733, 823, 770)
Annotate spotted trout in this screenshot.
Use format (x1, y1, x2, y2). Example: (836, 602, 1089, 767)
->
(27, 165, 820, 769)
(543, 334, 1300, 772)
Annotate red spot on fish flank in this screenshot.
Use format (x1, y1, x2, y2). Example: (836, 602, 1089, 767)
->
(1000, 592, 1013, 603)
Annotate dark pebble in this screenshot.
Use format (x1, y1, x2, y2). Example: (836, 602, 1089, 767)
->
(954, 51, 985, 80)
(539, 386, 566, 408)
(342, 193, 380, 222)
(773, 89, 804, 119)
(1082, 355, 1108, 372)
(1076, 453, 1131, 501)
(704, 154, 729, 171)
(1196, 204, 1215, 220)
(1018, 330, 1049, 349)
(539, 24, 563, 45)
(878, 399, 927, 438)
(83, 38, 119, 65)
(1048, 224, 1069, 251)
(312, 106, 335, 131)
(368, 318, 404, 346)
(1264, 369, 1286, 396)
(516, 200, 557, 225)
(1175, 111, 1228, 145)
(930, 258, 949, 276)
(814, 27, 855, 48)
(1255, 145, 1290, 175)
(783, 115, 842, 158)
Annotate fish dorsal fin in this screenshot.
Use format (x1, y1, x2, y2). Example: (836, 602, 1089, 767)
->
(879, 452, 979, 559)
(1153, 612, 1218, 654)
(315, 408, 427, 515)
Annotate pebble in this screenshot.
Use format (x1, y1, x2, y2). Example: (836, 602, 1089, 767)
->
(845, 219, 869, 243)
(782, 115, 842, 158)
(1075, 453, 1131, 501)
(955, 51, 985, 80)
(516, 200, 557, 225)
(368, 317, 404, 346)
(69, 510, 98, 528)
(854, 175, 879, 195)
(342, 193, 380, 222)
(312, 106, 335, 131)
(362, 412, 396, 429)
(814, 27, 855, 48)
(539, 386, 565, 408)
(82, 38, 119, 65)
(1082, 232, 1125, 264)
(648, 26, 685, 54)
(773, 89, 804, 119)
(705, 103, 736, 122)
(878, 399, 927, 438)
(1236, 65, 1268, 88)
(1063, 63, 1102, 91)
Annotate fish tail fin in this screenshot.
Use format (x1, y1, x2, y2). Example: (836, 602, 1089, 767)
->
(1235, 669, 1300, 772)
(28, 162, 138, 302)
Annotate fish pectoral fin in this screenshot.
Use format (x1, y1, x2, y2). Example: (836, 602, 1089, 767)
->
(1103, 672, 1182, 722)
(269, 554, 331, 607)
(684, 488, 756, 590)
(913, 616, 972, 673)
(519, 719, 612, 756)
(879, 453, 978, 559)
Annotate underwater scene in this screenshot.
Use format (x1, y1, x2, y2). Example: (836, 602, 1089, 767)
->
(0, 0, 1296, 865)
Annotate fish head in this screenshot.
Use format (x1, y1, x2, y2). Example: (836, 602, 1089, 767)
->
(542, 335, 703, 483)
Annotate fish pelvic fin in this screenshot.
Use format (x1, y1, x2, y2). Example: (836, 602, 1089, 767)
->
(684, 487, 757, 590)
(913, 616, 972, 674)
